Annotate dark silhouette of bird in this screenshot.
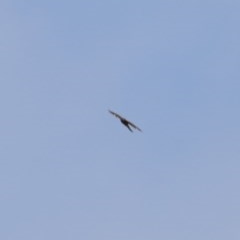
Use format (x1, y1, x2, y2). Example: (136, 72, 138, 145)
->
(109, 110, 142, 132)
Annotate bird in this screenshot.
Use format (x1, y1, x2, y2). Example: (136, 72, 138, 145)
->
(108, 110, 142, 132)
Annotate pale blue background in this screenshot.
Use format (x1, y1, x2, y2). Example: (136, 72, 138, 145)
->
(1, 1, 240, 239)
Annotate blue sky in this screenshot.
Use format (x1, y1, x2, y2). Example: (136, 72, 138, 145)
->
(1, 1, 240, 239)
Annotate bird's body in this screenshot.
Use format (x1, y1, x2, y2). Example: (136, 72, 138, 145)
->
(109, 110, 142, 132)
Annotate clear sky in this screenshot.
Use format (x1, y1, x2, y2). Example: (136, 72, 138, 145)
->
(1, 1, 240, 239)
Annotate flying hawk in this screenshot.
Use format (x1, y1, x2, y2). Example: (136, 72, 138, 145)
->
(109, 110, 142, 132)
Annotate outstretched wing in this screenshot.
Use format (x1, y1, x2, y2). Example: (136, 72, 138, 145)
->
(127, 120, 142, 132)
(108, 110, 123, 120)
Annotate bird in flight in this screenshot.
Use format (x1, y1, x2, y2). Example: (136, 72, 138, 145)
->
(109, 110, 142, 132)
